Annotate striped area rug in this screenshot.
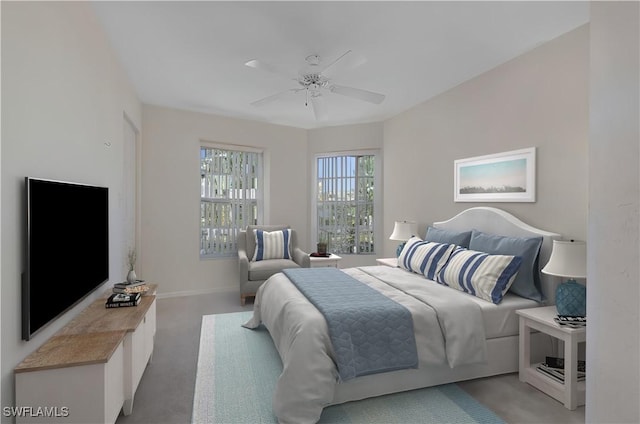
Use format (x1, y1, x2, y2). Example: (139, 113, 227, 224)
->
(192, 311, 505, 424)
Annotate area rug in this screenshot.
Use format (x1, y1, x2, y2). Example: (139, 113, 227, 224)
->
(192, 311, 505, 424)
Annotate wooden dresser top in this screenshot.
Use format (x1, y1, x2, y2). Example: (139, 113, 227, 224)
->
(57, 292, 156, 336)
(15, 284, 157, 373)
(15, 331, 127, 373)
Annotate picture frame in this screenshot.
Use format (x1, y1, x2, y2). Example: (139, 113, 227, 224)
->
(454, 147, 536, 202)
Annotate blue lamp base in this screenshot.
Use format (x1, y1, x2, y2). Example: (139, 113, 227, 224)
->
(396, 242, 406, 257)
(555, 279, 586, 317)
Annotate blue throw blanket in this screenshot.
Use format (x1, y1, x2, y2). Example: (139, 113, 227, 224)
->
(283, 267, 418, 381)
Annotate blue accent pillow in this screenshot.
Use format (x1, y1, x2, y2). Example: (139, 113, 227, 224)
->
(252, 229, 291, 261)
(437, 246, 523, 304)
(425, 226, 472, 248)
(398, 236, 456, 280)
(468, 230, 544, 302)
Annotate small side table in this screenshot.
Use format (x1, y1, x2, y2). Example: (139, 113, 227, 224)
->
(516, 306, 586, 410)
(309, 253, 342, 268)
(376, 257, 398, 267)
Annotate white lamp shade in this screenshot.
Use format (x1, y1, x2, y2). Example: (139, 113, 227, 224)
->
(389, 221, 418, 241)
(541, 240, 587, 279)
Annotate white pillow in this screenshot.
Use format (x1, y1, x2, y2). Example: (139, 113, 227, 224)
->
(252, 229, 292, 261)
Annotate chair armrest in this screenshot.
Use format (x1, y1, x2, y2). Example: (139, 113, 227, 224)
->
(293, 247, 310, 268)
(238, 248, 250, 283)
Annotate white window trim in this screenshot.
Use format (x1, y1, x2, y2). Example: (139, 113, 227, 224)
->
(200, 141, 264, 259)
(311, 149, 382, 255)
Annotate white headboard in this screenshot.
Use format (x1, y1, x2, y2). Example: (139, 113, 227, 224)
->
(433, 207, 561, 304)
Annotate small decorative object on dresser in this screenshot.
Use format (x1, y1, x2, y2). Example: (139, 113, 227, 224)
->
(105, 292, 141, 308)
(542, 240, 587, 317)
(113, 280, 150, 295)
(126, 248, 138, 283)
(389, 220, 418, 257)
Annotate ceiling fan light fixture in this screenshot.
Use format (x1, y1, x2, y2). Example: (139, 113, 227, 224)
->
(299, 73, 328, 89)
(305, 54, 321, 66)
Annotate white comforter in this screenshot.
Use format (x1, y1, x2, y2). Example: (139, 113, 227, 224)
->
(243, 265, 488, 424)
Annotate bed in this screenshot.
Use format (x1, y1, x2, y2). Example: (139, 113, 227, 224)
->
(243, 207, 561, 424)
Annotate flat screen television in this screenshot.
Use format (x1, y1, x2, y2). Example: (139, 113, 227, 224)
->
(23, 177, 109, 340)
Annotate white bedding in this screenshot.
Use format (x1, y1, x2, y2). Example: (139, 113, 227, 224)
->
(239, 207, 561, 424)
(244, 266, 498, 424)
(468, 291, 539, 338)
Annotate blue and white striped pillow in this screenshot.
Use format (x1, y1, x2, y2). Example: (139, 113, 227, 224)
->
(398, 237, 456, 280)
(436, 247, 522, 304)
(252, 229, 292, 261)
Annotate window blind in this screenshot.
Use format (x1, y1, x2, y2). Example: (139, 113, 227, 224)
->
(200, 147, 262, 258)
(316, 155, 375, 254)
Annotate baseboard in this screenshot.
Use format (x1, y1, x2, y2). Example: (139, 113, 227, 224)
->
(156, 286, 237, 299)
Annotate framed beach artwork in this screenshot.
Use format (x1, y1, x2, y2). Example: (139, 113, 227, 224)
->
(454, 147, 536, 202)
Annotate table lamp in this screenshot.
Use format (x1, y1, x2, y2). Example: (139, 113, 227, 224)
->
(541, 240, 587, 317)
(389, 221, 418, 257)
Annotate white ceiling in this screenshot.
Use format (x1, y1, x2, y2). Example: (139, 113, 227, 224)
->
(91, 1, 589, 130)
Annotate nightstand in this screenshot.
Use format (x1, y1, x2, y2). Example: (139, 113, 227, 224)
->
(309, 253, 341, 268)
(376, 257, 398, 267)
(516, 306, 586, 410)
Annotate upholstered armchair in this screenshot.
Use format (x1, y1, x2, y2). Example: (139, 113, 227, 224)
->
(238, 225, 310, 305)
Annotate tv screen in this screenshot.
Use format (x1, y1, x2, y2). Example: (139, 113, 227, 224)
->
(23, 178, 109, 340)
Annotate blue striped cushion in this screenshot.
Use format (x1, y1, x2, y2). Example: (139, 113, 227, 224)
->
(398, 237, 456, 280)
(252, 229, 291, 261)
(436, 247, 522, 304)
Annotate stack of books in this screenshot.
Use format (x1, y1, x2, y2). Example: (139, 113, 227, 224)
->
(554, 315, 586, 328)
(536, 356, 586, 383)
(105, 292, 141, 308)
(112, 280, 149, 295)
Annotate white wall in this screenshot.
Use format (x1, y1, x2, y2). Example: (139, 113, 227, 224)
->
(140, 105, 307, 297)
(383, 25, 589, 257)
(307, 122, 384, 268)
(587, 2, 640, 422)
(1, 1, 141, 417)
(140, 115, 385, 295)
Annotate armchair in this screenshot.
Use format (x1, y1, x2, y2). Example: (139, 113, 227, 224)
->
(238, 225, 310, 305)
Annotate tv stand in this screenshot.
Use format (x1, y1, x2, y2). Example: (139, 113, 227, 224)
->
(14, 285, 157, 423)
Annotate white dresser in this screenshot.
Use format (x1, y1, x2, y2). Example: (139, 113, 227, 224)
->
(14, 286, 157, 423)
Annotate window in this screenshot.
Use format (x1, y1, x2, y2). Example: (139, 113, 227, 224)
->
(200, 145, 262, 258)
(315, 153, 379, 255)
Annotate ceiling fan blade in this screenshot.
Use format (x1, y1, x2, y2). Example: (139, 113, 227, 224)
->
(310, 94, 328, 121)
(329, 84, 386, 104)
(245, 59, 293, 81)
(250, 89, 302, 107)
(319, 50, 367, 78)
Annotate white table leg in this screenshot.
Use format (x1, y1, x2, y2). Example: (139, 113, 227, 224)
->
(519, 319, 530, 382)
(565, 335, 579, 410)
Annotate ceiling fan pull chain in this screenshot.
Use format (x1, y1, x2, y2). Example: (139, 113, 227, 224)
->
(305, 88, 309, 106)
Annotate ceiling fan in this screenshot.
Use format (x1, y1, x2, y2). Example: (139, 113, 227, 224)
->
(245, 50, 386, 121)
